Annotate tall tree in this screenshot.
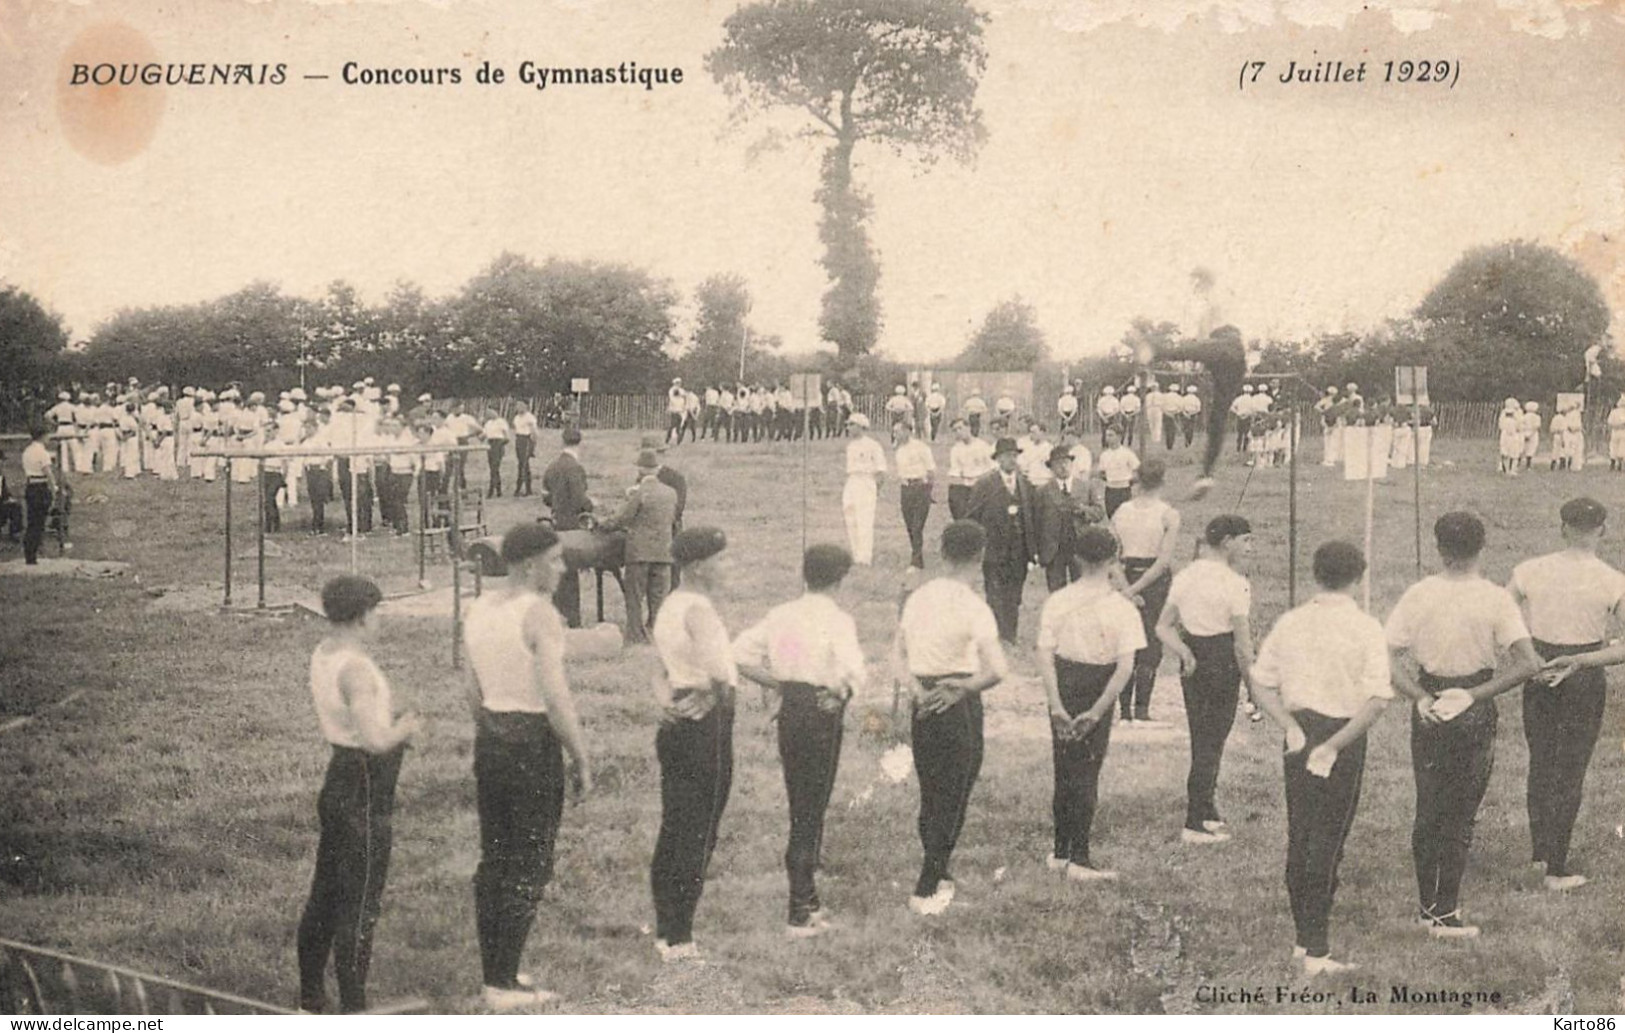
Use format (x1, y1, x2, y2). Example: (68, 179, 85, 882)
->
(1415, 240, 1610, 401)
(956, 296, 1048, 371)
(708, 0, 989, 360)
(0, 285, 69, 388)
(681, 273, 783, 385)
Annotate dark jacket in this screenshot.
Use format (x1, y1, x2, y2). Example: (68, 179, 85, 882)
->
(541, 451, 592, 531)
(601, 476, 679, 564)
(966, 468, 1037, 570)
(1032, 478, 1102, 566)
(656, 464, 687, 531)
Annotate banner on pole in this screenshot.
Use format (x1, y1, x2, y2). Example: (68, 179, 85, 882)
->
(570, 377, 590, 394)
(1394, 366, 1429, 406)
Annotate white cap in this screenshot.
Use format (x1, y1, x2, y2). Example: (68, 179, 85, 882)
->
(1346, 382, 1358, 391)
(1242, 384, 1255, 392)
(1327, 386, 1339, 395)
(1063, 384, 1074, 394)
(278, 399, 294, 413)
(365, 386, 382, 401)
(1505, 397, 1519, 408)
(1102, 385, 1115, 395)
(387, 383, 400, 393)
(894, 385, 905, 394)
(58, 391, 70, 400)
(1258, 383, 1271, 393)
(932, 382, 941, 391)
(1186, 384, 1198, 393)
(1526, 401, 1539, 412)
(183, 386, 196, 396)
(847, 413, 870, 429)
(418, 392, 433, 403)
(248, 391, 265, 403)
(1125, 385, 1137, 393)
(363, 377, 375, 386)
(290, 388, 307, 401)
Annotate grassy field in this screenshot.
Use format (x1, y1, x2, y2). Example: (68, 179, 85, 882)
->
(1, 430, 1622, 1014)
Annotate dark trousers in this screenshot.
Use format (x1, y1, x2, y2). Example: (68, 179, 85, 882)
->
(486, 440, 506, 496)
(297, 745, 404, 1013)
(983, 561, 1028, 644)
(777, 684, 845, 924)
(1181, 632, 1240, 829)
(553, 567, 582, 628)
(1184, 418, 1196, 447)
(1044, 555, 1082, 592)
(1103, 486, 1132, 519)
(262, 470, 285, 532)
(1235, 418, 1249, 453)
(1051, 659, 1116, 865)
(473, 712, 564, 989)
(623, 561, 671, 644)
(1164, 415, 1179, 449)
(1122, 415, 1136, 447)
(1120, 561, 1169, 718)
(947, 484, 970, 521)
(1411, 670, 1496, 915)
(911, 682, 983, 898)
(307, 467, 333, 533)
(1524, 643, 1607, 877)
(514, 436, 534, 495)
(666, 412, 683, 444)
(651, 693, 735, 945)
(901, 482, 932, 568)
(23, 481, 50, 563)
(338, 461, 374, 534)
(1284, 711, 1366, 957)
(386, 471, 412, 532)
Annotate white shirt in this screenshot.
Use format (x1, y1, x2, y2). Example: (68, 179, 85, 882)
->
(1384, 575, 1530, 677)
(1057, 394, 1078, 416)
(704, 388, 720, 406)
(1037, 581, 1146, 665)
(1119, 394, 1141, 416)
(948, 438, 995, 483)
(1097, 446, 1140, 488)
(1508, 551, 1625, 646)
(895, 439, 935, 481)
(482, 418, 511, 440)
(926, 391, 946, 413)
(464, 591, 558, 713)
(1112, 496, 1174, 559)
(667, 386, 687, 414)
(845, 436, 887, 477)
(513, 412, 539, 436)
(1251, 593, 1393, 718)
(653, 589, 737, 690)
(963, 396, 988, 415)
(733, 593, 865, 693)
(898, 577, 1002, 677)
(1096, 395, 1120, 419)
(22, 440, 52, 477)
(885, 395, 913, 416)
(1166, 558, 1251, 637)
(309, 642, 393, 750)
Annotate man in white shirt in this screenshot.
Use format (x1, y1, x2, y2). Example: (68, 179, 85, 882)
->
(1179, 385, 1202, 448)
(894, 423, 936, 569)
(1251, 541, 1393, 975)
(962, 389, 988, 438)
(1118, 385, 1142, 448)
(842, 415, 886, 565)
(1019, 423, 1054, 488)
(1056, 384, 1080, 436)
(1231, 384, 1255, 454)
(716, 386, 736, 443)
(1385, 512, 1539, 937)
(482, 409, 511, 498)
(45, 391, 77, 471)
(1506, 497, 1624, 890)
(734, 544, 865, 937)
(946, 418, 994, 520)
(1036, 526, 1145, 880)
(20, 424, 57, 565)
(702, 386, 720, 441)
(512, 403, 539, 497)
(884, 386, 914, 445)
(925, 382, 948, 441)
(1157, 515, 1255, 844)
(1096, 427, 1140, 519)
(1095, 386, 1120, 450)
(665, 378, 687, 446)
(893, 520, 1009, 915)
(464, 524, 591, 1009)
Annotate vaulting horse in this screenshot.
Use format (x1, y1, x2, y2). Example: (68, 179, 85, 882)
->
(465, 517, 627, 624)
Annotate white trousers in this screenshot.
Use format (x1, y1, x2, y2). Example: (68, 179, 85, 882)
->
(1322, 424, 1341, 466)
(153, 435, 178, 480)
(842, 475, 878, 565)
(120, 436, 141, 478)
(95, 429, 118, 472)
(73, 435, 94, 474)
(1416, 426, 1433, 466)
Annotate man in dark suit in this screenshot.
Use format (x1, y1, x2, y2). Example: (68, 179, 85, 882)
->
(1032, 446, 1103, 592)
(541, 427, 593, 627)
(966, 437, 1037, 644)
(640, 433, 687, 586)
(599, 449, 679, 644)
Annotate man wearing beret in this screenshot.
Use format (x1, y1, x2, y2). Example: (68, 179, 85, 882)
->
(966, 437, 1038, 643)
(599, 449, 679, 644)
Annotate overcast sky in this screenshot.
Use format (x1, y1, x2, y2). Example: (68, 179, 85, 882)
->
(1, 0, 1621, 362)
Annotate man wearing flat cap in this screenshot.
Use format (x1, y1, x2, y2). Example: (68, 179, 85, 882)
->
(599, 449, 680, 644)
(966, 437, 1038, 643)
(1033, 445, 1102, 592)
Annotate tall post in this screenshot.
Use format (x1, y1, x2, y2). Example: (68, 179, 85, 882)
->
(1288, 404, 1299, 608)
(416, 464, 427, 587)
(255, 457, 267, 610)
(223, 459, 233, 608)
(451, 453, 464, 670)
(1362, 420, 1375, 613)
(1135, 366, 1149, 463)
(1412, 397, 1423, 579)
(739, 326, 749, 383)
(801, 402, 810, 555)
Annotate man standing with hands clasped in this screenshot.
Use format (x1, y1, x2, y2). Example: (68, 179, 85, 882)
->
(893, 421, 936, 569)
(1384, 512, 1539, 939)
(1506, 497, 1624, 892)
(1250, 541, 1392, 976)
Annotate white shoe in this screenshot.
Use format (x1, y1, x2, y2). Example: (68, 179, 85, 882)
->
(785, 921, 829, 940)
(1181, 827, 1231, 845)
(1292, 946, 1307, 960)
(482, 985, 556, 1011)
(935, 880, 956, 906)
(909, 882, 953, 916)
(1545, 874, 1587, 891)
(1065, 863, 1118, 883)
(1423, 909, 1481, 939)
(656, 939, 705, 963)
(1045, 854, 1069, 872)
(1301, 955, 1359, 976)
(1201, 819, 1229, 834)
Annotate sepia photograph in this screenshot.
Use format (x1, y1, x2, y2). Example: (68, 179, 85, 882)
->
(2, 0, 1623, 1018)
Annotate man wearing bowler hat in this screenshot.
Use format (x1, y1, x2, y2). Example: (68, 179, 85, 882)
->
(599, 449, 679, 644)
(966, 437, 1037, 643)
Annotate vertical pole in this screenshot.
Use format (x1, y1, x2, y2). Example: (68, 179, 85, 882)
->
(1412, 396, 1423, 579)
(801, 400, 809, 555)
(1135, 366, 1149, 463)
(416, 463, 426, 587)
(739, 326, 748, 383)
(452, 452, 463, 670)
(1288, 405, 1299, 608)
(256, 457, 266, 610)
(1362, 421, 1375, 613)
(223, 459, 233, 608)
